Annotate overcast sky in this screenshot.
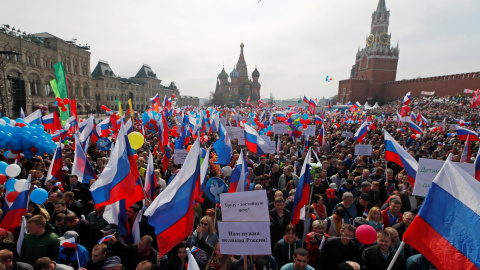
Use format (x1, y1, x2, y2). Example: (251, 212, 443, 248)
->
(3, 0, 479, 100)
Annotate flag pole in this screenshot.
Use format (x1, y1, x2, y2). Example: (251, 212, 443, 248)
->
(386, 241, 405, 270)
(75, 247, 81, 268)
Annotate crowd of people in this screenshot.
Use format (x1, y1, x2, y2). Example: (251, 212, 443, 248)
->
(0, 94, 477, 270)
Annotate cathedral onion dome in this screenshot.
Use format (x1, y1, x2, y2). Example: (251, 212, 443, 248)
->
(218, 67, 228, 79)
(252, 67, 260, 77)
(230, 68, 239, 78)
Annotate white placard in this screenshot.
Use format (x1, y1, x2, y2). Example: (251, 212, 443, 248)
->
(220, 190, 269, 221)
(218, 221, 271, 255)
(413, 158, 474, 196)
(304, 125, 316, 136)
(236, 128, 245, 145)
(354, 145, 373, 156)
(260, 135, 271, 141)
(342, 131, 353, 138)
(225, 126, 237, 139)
(173, 149, 188, 164)
(219, 118, 227, 125)
(262, 141, 277, 154)
(273, 124, 288, 134)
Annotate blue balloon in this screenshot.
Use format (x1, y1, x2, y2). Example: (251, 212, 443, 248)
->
(267, 126, 272, 131)
(291, 114, 298, 120)
(3, 151, 10, 159)
(447, 133, 451, 137)
(303, 113, 308, 120)
(1, 117, 10, 124)
(31, 188, 49, 204)
(5, 179, 17, 192)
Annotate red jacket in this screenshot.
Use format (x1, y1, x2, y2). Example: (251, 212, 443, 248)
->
(381, 208, 403, 228)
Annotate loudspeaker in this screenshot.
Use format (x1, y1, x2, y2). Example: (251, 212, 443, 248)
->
(11, 77, 26, 117)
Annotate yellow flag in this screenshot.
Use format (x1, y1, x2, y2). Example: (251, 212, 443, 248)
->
(116, 99, 123, 116)
(128, 98, 134, 125)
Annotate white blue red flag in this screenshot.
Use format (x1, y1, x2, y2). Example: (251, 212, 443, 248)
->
(228, 149, 249, 193)
(0, 177, 29, 230)
(90, 123, 140, 208)
(46, 142, 65, 185)
(408, 122, 423, 135)
(72, 132, 97, 184)
(349, 102, 361, 112)
(291, 148, 312, 225)
(144, 150, 157, 200)
(24, 109, 42, 125)
(384, 131, 418, 187)
(402, 91, 411, 105)
(144, 139, 201, 255)
(460, 135, 472, 163)
(353, 121, 368, 143)
(455, 126, 480, 141)
(244, 124, 266, 155)
(403, 157, 480, 269)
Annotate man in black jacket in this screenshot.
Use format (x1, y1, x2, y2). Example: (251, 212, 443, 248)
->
(317, 224, 359, 269)
(361, 230, 406, 270)
(269, 197, 291, 249)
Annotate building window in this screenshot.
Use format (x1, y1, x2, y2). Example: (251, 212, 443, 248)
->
(34, 58, 37, 66)
(96, 83, 99, 87)
(29, 80, 39, 95)
(45, 83, 53, 96)
(27, 56, 31, 65)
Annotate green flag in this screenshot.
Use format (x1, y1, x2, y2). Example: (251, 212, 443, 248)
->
(53, 62, 70, 122)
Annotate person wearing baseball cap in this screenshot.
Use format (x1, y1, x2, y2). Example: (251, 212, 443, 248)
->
(323, 188, 340, 217)
(354, 193, 373, 218)
(102, 256, 123, 270)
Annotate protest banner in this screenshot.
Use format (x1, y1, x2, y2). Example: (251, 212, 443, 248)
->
(413, 158, 474, 196)
(262, 141, 276, 154)
(220, 190, 269, 222)
(273, 124, 288, 134)
(341, 131, 353, 138)
(354, 145, 373, 156)
(173, 149, 188, 164)
(260, 135, 271, 141)
(218, 221, 271, 255)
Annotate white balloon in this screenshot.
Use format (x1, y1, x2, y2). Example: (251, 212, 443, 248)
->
(0, 119, 5, 126)
(14, 179, 27, 191)
(221, 166, 233, 177)
(416, 134, 421, 139)
(5, 164, 21, 177)
(9, 120, 16, 127)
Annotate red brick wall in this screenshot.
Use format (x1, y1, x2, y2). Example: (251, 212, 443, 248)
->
(383, 72, 480, 101)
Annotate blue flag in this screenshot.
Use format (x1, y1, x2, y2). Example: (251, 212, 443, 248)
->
(212, 123, 232, 165)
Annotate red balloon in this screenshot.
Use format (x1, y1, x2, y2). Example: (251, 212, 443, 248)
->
(61, 107, 67, 112)
(30, 147, 38, 153)
(55, 97, 62, 102)
(267, 131, 273, 136)
(260, 124, 264, 129)
(355, 225, 377, 245)
(57, 102, 64, 107)
(0, 174, 7, 184)
(306, 119, 311, 124)
(303, 124, 308, 129)
(171, 94, 176, 99)
(7, 191, 19, 202)
(411, 135, 416, 139)
(63, 98, 70, 105)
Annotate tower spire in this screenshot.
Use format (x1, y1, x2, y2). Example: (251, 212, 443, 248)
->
(376, 0, 387, 12)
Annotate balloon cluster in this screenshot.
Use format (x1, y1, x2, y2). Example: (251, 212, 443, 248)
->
(55, 97, 70, 112)
(0, 117, 56, 159)
(0, 162, 48, 204)
(247, 113, 273, 136)
(142, 112, 160, 133)
(285, 113, 311, 138)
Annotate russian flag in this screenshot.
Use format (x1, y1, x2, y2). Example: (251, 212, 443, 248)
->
(403, 158, 480, 270)
(46, 142, 65, 185)
(42, 112, 62, 132)
(162, 95, 171, 110)
(244, 124, 266, 155)
(317, 124, 324, 146)
(124, 119, 133, 134)
(24, 109, 43, 125)
(150, 93, 160, 104)
(349, 101, 361, 112)
(408, 122, 423, 135)
(158, 112, 169, 148)
(64, 116, 78, 135)
(51, 130, 63, 142)
(96, 118, 111, 138)
(72, 132, 97, 184)
(410, 112, 417, 122)
(291, 149, 312, 225)
(144, 151, 157, 200)
(460, 135, 472, 163)
(303, 95, 309, 103)
(0, 177, 29, 230)
(353, 121, 368, 143)
(384, 130, 418, 187)
(90, 123, 140, 208)
(402, 91, 411, 105)
(420, 114, 428, 127)
(98, 235, 113, 244)
(328, 99, 332, 110)
(455, 126, 480, 141)
(315, 115, 324, 124)
(144, 139, 201, 255)
(60, 237, 77, 249)
(79, 115, 94, 143)
(276, 111, 286, 121)
(228, 149, 249, 193)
